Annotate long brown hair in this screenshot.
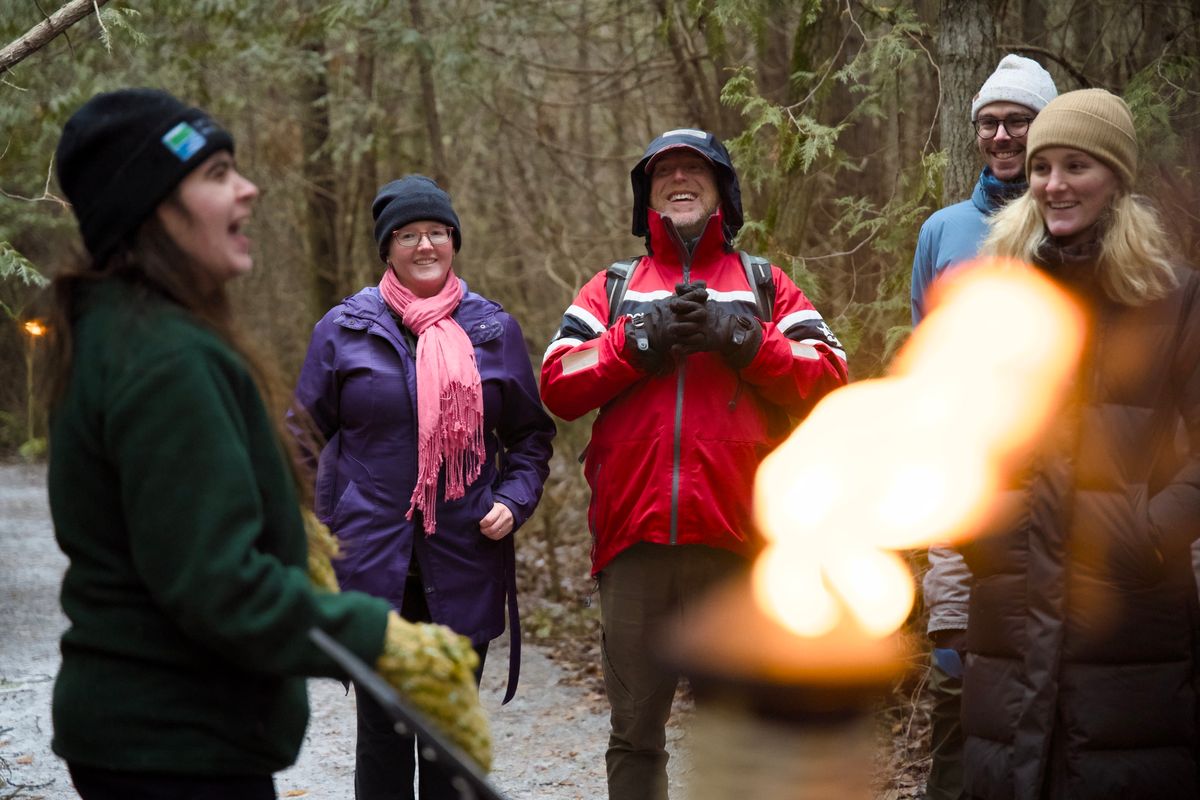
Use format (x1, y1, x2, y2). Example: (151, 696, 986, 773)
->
(45, 192, 313, 501)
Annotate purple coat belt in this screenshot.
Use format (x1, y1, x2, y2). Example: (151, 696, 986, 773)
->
(290, 281, 555, 701)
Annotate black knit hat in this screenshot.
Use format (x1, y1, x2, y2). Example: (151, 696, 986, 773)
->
(372, 175, 462, 261)
(55, 88, 235, 265)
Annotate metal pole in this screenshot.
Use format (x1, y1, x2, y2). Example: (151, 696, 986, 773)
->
(25, 335, 34, 442)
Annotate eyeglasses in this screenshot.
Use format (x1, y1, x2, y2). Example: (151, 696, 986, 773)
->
(973, 115, 1034, 139)
(392, 227, 454, 248)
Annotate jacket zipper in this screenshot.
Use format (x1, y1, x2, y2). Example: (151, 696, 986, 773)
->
(663, 218, 693, 546)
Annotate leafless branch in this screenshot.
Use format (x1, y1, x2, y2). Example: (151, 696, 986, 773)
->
(998, 43, 1097, 89)
(0, 0, 111, 75)
(0, 154, 68, 208)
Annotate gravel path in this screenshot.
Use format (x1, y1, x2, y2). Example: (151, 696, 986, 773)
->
(0, 461, 691, 799)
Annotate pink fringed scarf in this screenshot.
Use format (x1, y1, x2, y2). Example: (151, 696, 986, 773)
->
(379, 268, 485, 534)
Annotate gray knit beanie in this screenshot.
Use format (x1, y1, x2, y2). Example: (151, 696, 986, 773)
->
(971, 55, 1058, 120)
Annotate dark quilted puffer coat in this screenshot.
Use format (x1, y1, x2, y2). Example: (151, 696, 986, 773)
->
(960, 253, 1200, 800)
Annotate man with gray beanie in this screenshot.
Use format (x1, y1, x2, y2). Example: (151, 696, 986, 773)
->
(909, 53, 1057, 800)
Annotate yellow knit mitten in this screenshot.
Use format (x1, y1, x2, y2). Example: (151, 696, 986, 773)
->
(375, 611, 493, 771)
(303, 508, 340, 593)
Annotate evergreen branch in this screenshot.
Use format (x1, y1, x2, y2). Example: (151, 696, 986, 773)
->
(0, 243, 50, 290)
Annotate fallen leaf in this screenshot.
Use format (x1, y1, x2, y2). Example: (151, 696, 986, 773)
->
(282, 790, 308, 797)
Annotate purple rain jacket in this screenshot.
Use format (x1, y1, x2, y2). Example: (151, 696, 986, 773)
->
(291, 281, 554, 697)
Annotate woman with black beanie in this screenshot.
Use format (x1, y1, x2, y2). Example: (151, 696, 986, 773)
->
(289, 173, 554, 799)
(45, 88, 489, 799)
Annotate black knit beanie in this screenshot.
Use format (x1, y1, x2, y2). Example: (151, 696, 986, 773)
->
(372, 175, 462, 261)
(55, 88, 235, 265)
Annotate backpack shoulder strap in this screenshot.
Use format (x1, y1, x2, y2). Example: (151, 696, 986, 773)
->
(605, 257, 642, 326)
(739, 251, 775, 320)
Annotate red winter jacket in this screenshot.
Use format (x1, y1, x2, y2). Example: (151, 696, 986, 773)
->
(540, 209, 847, 574)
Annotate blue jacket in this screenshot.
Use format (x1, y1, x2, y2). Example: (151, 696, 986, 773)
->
(291, 281, 554, 653)
(910, 169, 1021, 325)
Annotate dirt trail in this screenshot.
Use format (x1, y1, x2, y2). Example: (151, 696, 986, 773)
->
(0, 461, 691, 799)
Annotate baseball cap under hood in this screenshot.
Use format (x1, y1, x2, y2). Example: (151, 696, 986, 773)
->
(630, 128, 744, 241)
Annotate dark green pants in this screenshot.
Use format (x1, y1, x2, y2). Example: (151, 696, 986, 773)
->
(598, 542, 744, 800)
(925, 650, 965, 800)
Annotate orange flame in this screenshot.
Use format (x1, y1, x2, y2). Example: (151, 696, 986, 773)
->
(23, 320, 46, 337)
(753, 259, 1086, 639)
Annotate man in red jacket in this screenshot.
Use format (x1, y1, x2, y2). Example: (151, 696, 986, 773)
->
(540, 128, 847, 800)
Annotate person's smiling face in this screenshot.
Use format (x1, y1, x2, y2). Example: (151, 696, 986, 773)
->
(648, 150, 719, 239)
(156, 151, 258, 283)
(1029, 147, 1121, 246)
(387, 220, 455, 297)
(975, 101, 1037, 182)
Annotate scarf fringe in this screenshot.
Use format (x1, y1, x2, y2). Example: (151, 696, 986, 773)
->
(408, 380, 486, 534)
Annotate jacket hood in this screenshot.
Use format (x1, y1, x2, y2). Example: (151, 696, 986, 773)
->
(630, 128, 743, 242)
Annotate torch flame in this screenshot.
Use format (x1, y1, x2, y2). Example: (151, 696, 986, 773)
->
(24, 320, 46, 337)
(753, 259, 1086, 639)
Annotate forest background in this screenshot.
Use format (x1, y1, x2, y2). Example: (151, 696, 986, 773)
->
(2, 0, 1199, 792)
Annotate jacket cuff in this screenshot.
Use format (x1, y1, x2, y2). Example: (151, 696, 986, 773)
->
(493, 491, 527, 531)
(926, 602, 969, 635)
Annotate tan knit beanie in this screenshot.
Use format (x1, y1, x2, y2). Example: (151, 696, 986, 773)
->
(1026, 89, 1137, 186)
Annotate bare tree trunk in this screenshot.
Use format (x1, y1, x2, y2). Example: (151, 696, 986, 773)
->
(654, 0, 709, 126)
(575, 3, 597, 188)
(0, 0, 111, 74)
(300, 37, 341, 314)
(345, 41, 380, 291)
(938, 0, 997, 202)
(1020, 0, 1047, 46)
(771, 7, 845, 262)
(409, 0, 449, 188)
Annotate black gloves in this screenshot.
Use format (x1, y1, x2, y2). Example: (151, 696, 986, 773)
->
(668, 281, 763, 370)
(665, 282, 710, 353)
(623, 281, 764, 374)
(623, 301, 675, 374)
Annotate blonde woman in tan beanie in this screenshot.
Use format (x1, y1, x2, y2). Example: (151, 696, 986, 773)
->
(955, 88, 1200, 799)
(983, 88, 1177, 302)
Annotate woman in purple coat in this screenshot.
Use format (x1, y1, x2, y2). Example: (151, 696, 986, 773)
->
(291, 175, 554, 799)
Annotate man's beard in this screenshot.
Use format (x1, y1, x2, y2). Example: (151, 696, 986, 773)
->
(665, 205, 717, 241)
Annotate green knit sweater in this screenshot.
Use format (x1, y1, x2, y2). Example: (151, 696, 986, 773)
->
(48, 278, 389, 775)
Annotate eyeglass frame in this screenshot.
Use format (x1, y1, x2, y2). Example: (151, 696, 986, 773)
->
(973, 114, 1035, 140)
(390, 227, 455, 248)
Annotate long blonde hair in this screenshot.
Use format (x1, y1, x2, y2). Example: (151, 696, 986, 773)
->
(981, 190, 1178, 306)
